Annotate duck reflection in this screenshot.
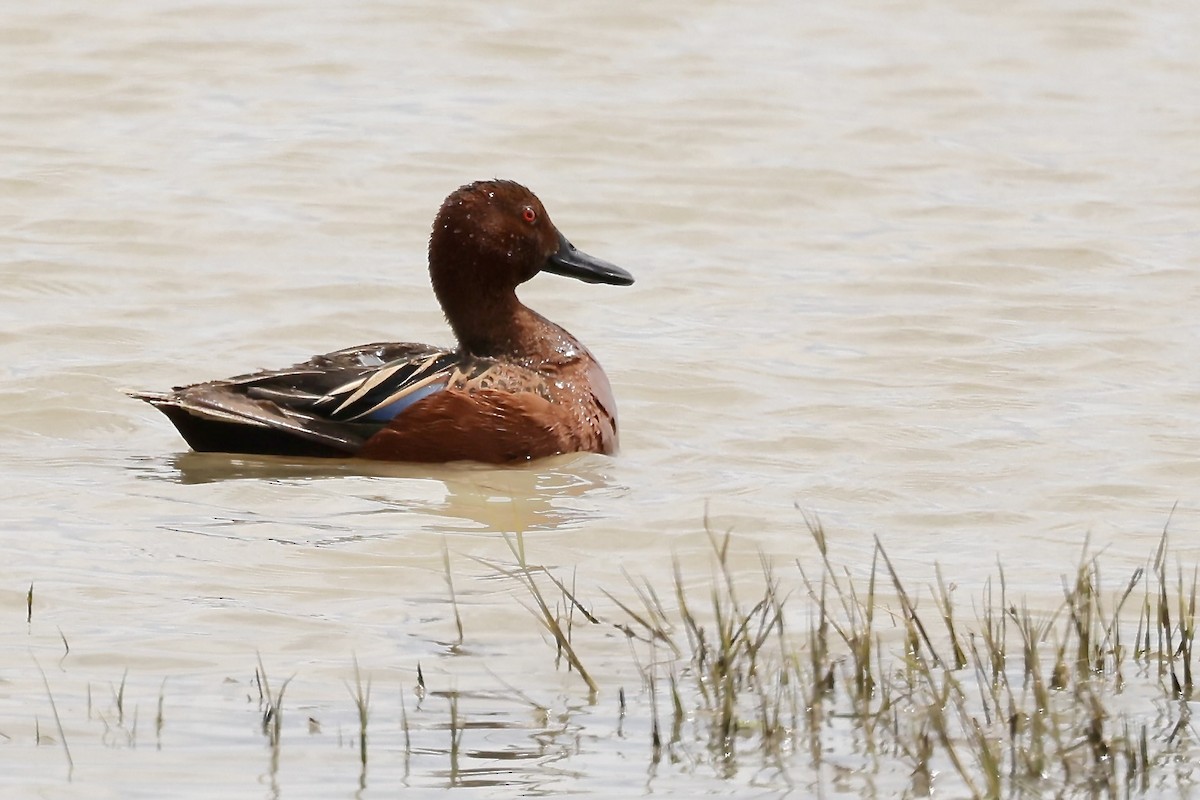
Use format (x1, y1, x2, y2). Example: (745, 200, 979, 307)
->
(135, 451, 619, 533)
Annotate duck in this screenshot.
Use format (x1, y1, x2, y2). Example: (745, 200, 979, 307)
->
(130, 179, 634, 463)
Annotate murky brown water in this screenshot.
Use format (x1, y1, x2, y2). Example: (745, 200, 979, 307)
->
(3, 0, 1200, 795)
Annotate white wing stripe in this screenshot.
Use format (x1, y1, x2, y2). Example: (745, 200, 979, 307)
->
(330, 362, 410, 414)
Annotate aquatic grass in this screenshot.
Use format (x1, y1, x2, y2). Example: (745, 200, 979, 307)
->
(112, 668, 128, 727)
(575, 516, 1200, 795)
(57, 628, 69, 669)
(441, 540, 464, 649)
(254, 653, 292, 791)
(10, 516, 1200, 797)
(447, 690, 463, 784)
(345, 657, 370, 789)
(89, 669, 137, 749)
(646, 644, 662, 764)
(478, 531, 599, 695)
(32, 655, 72, 775)
(155, 678, 166, 750)
(399, 681, 411, 770)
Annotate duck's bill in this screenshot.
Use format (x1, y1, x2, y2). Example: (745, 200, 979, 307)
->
(544, 231, 634, 286)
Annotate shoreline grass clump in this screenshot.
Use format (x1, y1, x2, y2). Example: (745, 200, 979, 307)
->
(499, 518, 1199, 796)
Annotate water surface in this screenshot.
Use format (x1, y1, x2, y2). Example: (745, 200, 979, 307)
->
(2, 0, 1199, 795)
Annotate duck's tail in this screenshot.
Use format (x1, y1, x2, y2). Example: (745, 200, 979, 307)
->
(129, 389, 364, 458)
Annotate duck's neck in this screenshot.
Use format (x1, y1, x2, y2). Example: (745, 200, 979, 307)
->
(443, 290, 572, 363)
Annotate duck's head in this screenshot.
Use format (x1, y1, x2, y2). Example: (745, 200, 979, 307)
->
(428, 180, 633, 310)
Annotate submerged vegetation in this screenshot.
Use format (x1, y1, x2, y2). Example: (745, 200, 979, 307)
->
(11, 518, 1200, 797)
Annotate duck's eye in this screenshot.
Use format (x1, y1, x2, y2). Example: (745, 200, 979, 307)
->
(522, 207, 537, 223)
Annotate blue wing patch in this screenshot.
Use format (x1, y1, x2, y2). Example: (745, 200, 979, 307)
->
(359, 380, 445, 421)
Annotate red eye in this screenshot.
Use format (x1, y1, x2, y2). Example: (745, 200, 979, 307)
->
(522, 207, 536, 223)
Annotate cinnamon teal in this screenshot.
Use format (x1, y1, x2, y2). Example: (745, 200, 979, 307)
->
(131, 179, 634, 463)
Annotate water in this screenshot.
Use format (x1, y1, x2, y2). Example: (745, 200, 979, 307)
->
(2, 0, 1199, 795)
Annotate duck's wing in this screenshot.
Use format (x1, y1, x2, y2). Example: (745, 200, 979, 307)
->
(247, 344, 462, 422)
(131, 343, 468, 457)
